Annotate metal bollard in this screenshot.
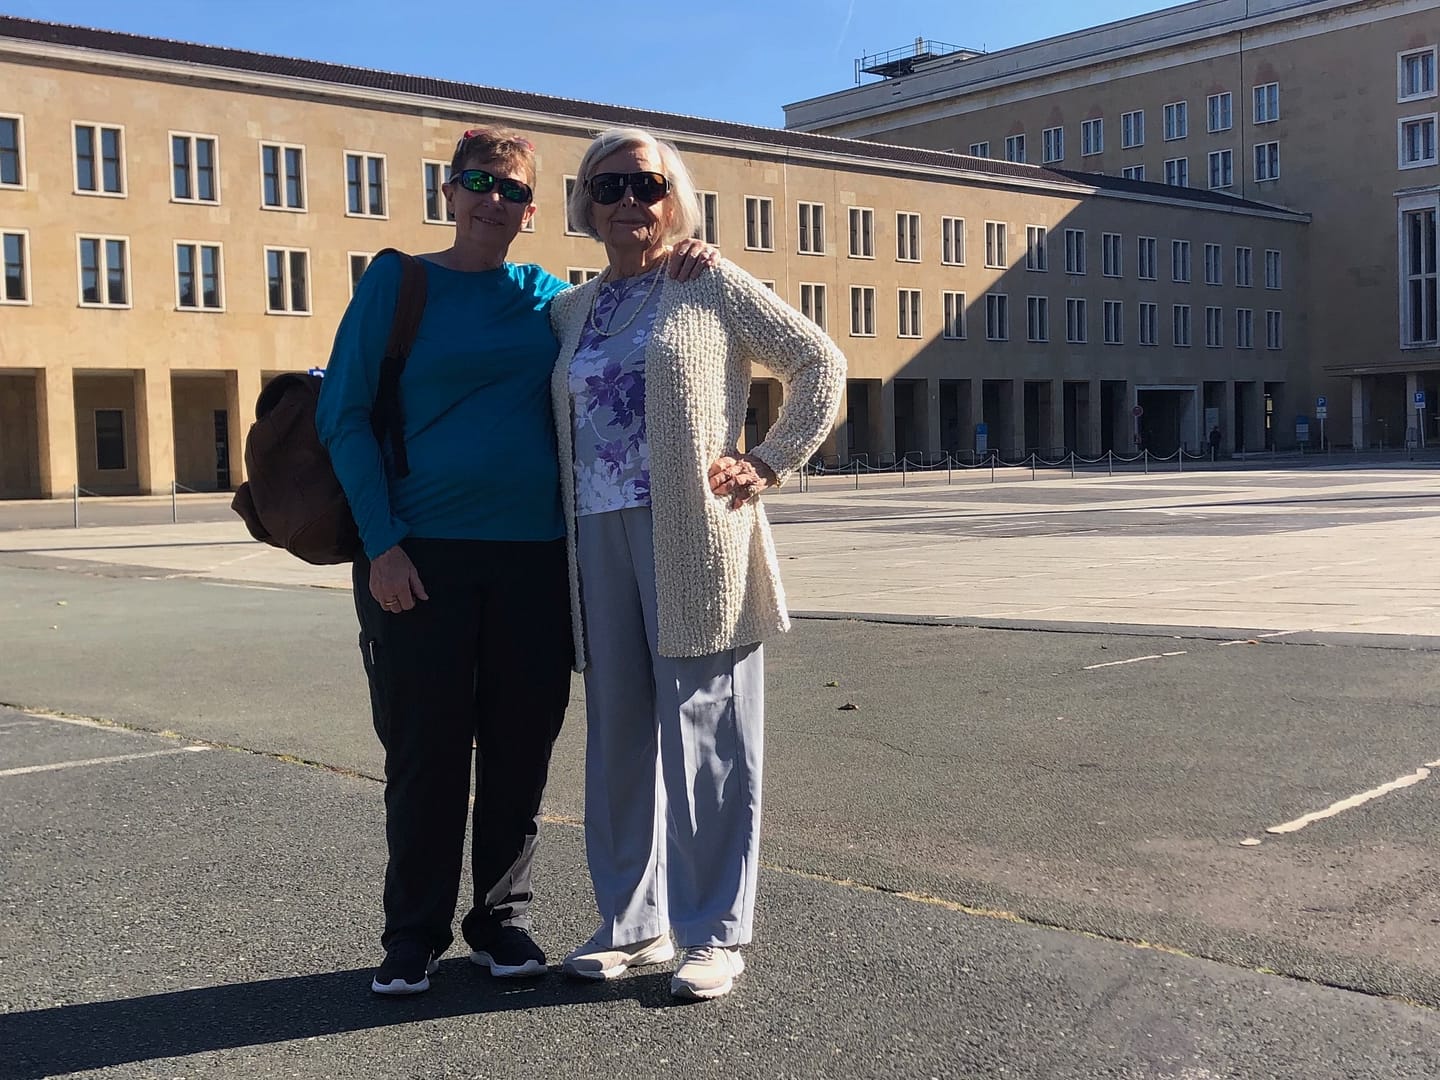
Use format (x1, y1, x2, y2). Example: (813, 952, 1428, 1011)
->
(1070, 451, 1076, 479)
(73, 483, 80, 528)
(1107, 450, 1113, 477)
(1144, 449, 1150, 475)
(172, 481, 178, 523)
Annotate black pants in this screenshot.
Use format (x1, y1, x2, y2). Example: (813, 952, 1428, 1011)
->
(352, 537, 572, 957)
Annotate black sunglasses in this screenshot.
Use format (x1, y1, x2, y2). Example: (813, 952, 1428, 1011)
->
(454, 168, 533, 205)
(588, 171, 671, 206)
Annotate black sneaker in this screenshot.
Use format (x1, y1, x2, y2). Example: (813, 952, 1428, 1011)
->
(469, 926, 548, 978)
(371, 943, 440, 996)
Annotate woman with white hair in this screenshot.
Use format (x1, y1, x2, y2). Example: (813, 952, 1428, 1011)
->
(550, 127, 846, 1000)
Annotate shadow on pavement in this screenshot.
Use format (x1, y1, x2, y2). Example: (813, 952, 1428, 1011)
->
(0, 962, 677, 1078)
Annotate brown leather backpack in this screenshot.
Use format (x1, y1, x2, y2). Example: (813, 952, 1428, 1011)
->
(230, 250, 427, 565)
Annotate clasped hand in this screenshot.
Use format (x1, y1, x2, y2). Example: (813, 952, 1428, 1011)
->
(708, 453, 777, 510)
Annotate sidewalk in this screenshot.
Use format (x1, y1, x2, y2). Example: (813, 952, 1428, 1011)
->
(2, 467, 1437, 639)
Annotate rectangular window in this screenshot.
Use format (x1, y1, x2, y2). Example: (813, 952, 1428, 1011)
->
(1208, 149, 1234, 190)
(1205, 306, 1223, 347)
(261, 143, 305, 210)
(1, 230, 28, 303)
(1173, 304, 1192, 346)
(1042, 126, 1064, 163)
(896, 211, 921, 262)
(745, 196, 773, 251)
(1254, 142, 1280, 182)
(941, 216, 965, 265)
(1064, 229, 1086, 275)
(986, 293, 1009, 341)
(1236, 308, 1255, 348)
(1066, 298, 1087, 344)
(1236, 246, 1254, 287)
(1138, 302, 1158, 346)
(1138, 236, 1158, 281)
(175, 242, 223, 310)
(797, 202, 825, 255)
(1103, 299, 1124, 344)
(942, 291, 967, 339)
(1163, 101, 1188, 140)
(1403, 207, 1438, 345)
(897, 288, 922, 337)
(1399, 48, 1438, 101)
(1266, 309, 1284, 349)
(351, 252, 373, 294)
(567, 267, 602, 286)
(1253, 82, 1280, 124)
(95, 409, 126, 471)
(1122, 164, 1146, 181)
(849, 285, 875, 336)
(849, 207, 875, 258)
(1121, 110, 1145, 149)
(696, 192, 719, 244)
(345, 152, 386, 217)
(1264, 249, 1282, 289)
(77, 235, 129, 306)
(968, 141, 989, 157)
(1171, 239, 1192, 283)
(1164, 157, 1189, 187)
(264, 247, 310, 314)
(985, 221, 1008, 268)
(1204, 243, 1223, 285)
(1081, 118, 1103, 156)
(74, 123, 124, 194)
(423, 162, 453, 224)
(800, 282, 827, 331)
(1400, 116, 1438, 168)
(1005, 134, 1026, 163)
(1102, 233, 1123, 278)
(171, 134, 218, 202)
(1026, 225, 1048, 271)
(0, 115, 22, 188)
(1208, 92, 1233, 133)
(564, 177, 585, 235)
(1026, 296, 1048, 342)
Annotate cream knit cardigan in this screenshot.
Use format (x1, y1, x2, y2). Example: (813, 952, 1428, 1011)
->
(549, 257, 846, 664)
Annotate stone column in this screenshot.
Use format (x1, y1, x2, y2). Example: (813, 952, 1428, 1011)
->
(878, 379, 897, 464)
(1007, 379, 1025, 458)
(37, 365, 77, 499)
(226, 368, 261, 486)
(1084, 378, 1103, 457)
(924, 378, 943, 459)
(821, 381, 848, 465)
(1047, 380, 1066, 456)
(1243, 382, 1266, 456)
(1350, 375, 1367, 450)
(133, 369, 175, 495)
(1222, 380, 1236, 454)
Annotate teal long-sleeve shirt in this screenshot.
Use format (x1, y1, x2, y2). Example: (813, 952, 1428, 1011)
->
(315, 253, 569, 559)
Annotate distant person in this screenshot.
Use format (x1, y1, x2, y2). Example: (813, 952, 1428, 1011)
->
(315, 126, 713, 997)
(550, 127, 846, 1001)
(1209, 426, 1222, 460)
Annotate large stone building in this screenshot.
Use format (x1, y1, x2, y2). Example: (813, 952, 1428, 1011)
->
(785, 0, 1440, 453)
(1, 15, 1306, 498)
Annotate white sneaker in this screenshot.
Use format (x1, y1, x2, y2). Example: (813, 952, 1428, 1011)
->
(670, 945, 745, 1000)
(562, 932, 676, 980)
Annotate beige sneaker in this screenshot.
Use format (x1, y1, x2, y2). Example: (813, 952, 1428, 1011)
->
(669, 945, 745, 1000)
(562, 933, 675, 980)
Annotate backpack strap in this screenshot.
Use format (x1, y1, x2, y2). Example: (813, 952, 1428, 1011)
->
(369, 248, 428, 479)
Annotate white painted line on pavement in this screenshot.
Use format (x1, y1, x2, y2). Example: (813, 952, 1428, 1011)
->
(1083, 651, 1187, 670)
(1266, 759, 1440, 835)
(0, 745, 210, 778)
(200, 581, 286, 592)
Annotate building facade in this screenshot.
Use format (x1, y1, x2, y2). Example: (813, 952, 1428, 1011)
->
(785, 0, 1440, 452)
(1, 16, 1304, 498)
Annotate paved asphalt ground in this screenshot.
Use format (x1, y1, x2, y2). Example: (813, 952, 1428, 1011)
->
(1, 466, 1438, 1079)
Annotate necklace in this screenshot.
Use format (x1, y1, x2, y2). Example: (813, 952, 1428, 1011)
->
(587, 260, 665, 338)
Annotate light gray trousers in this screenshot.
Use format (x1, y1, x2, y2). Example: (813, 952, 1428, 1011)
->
(576, 506, 764, 949)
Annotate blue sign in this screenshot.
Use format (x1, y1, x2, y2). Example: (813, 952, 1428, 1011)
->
(1416, 391, 1428, 408)
(1316, 395, 1327, 408)
(1295, 415, 1310, 440)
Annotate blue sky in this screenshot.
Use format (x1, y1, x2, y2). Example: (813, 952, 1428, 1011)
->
(3, 0, 1175, 128)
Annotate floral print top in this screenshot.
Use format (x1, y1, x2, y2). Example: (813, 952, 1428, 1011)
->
(567, 268, 665, 516)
